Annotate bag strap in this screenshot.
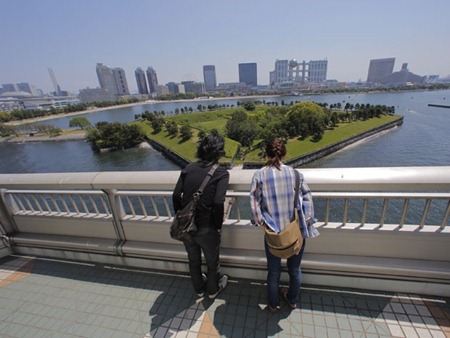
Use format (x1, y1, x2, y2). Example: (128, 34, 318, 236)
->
(196, 163, 219, 196)
(292, 169, 300, 220)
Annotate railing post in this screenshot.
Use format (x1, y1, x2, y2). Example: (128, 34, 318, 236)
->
(102, 189, 126, 256)
(0, 189, 19, 233)
(0, 189, 19, 248)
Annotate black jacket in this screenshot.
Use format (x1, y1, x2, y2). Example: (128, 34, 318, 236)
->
(172, 162, 230, 230)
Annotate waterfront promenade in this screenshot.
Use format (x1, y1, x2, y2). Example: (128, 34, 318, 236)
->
(1, 255, 449, 338)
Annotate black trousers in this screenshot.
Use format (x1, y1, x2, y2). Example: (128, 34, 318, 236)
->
(183, 226, 221, 295)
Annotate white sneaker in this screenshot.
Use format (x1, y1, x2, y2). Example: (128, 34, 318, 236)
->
(208, 274, 228, 299)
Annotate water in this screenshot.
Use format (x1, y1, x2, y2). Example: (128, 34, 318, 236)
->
(1, 89, 449, 174)
(0, 141, 180, 173)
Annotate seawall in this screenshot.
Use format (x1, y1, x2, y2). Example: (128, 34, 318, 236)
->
(146, 138, 190, 168)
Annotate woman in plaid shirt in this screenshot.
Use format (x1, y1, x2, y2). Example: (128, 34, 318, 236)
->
(250, 138, 318, 312)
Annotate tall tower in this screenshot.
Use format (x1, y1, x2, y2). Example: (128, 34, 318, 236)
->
(48, 68, 62, 96)
(96, 63, 118, 95)
(203, 65, 217, 92)
(135, 68, 149, 94)
(96, 63, 129, 97)
(367, 58, 395, 83)
(146, 67, 158, 94)
(112, 67, 129, 95)
(238, 63, 257, 86)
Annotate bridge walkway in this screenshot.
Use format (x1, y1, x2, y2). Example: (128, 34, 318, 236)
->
(1, 255, 449, 338)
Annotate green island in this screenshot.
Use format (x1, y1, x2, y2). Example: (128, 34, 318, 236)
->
(1, 100, 403, 168)
(128, 100, 403, 168)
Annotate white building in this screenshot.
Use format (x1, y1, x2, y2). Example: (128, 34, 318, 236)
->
(270, 59, 328, 87)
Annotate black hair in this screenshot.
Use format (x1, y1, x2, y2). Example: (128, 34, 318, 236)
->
(265, 138, 286, 170)
(196, 133, 226, 163)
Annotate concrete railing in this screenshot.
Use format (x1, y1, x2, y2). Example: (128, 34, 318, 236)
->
(0, 166, 449, 296)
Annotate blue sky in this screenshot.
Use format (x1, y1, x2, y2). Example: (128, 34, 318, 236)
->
(2, 0, 449, 93)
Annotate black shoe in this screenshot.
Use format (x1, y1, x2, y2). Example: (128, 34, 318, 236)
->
(197, 273, 207, 297)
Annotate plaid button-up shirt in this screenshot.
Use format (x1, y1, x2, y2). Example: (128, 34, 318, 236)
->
(250, 163, 318, 238)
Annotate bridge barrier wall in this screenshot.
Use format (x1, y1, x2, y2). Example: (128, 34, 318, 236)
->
(0, 167, 449, 296)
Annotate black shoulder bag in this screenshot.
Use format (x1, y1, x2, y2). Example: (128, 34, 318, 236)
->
(170, 163, 219, 241)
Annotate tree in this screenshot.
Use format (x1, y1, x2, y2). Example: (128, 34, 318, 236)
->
(69, 117, 92, 130)
(165, 121, 178, 136)
(86, 121, 146, 152)
(151, 117, 165, 134)
(180, 124, 193, 142)
(225, 110, 258, 147)
(121, 124, 145, 148)
(330, 111, 339, 127)
(198, 130, 206, 141)
(238, 122, 259, 147)
(0, 123, 18, 136)
(0, 112, 12, 122)
(286, 102, 327, 139)
(242, 101, 256, 111)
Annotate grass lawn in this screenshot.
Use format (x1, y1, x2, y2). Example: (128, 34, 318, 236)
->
(138, 109, 402, 166)
(138, 120, 240, 164)
(245, 115, 403, 162)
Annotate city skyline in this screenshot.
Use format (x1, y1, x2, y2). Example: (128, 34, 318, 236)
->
(1, 0, 449, 94)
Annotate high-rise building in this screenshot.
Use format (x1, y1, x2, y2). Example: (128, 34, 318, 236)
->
(135, 68, 149, 94)
(96, 63, 117, 95)
(367, 58, 395, 83)
(96, 63, 130, 97)
(112, 67, 129, 95)
(239, 63, 257, 86)
(203, 65, 217, 92)
(146, 67, 158, 94)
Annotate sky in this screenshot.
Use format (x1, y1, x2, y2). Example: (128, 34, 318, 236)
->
(1, 0, 449, 94)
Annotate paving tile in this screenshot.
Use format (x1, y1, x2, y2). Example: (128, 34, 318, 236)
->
(388, 323, 405, 337)
(402, 325, 420, 338)
(349, 318, 364, 332)
(302, 324, 315, 337)
(337, 317, 352, 330)
(313, 313, 326, 326)
(1, 256, 449, 338)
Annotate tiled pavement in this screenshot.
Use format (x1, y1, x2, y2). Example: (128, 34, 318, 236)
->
(0, 255, 449, 338)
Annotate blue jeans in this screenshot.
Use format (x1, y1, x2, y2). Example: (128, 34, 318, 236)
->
(183, 226, 221, 295)
(265, 239, 306, 308)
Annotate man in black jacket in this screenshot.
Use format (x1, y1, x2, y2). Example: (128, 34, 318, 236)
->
(172, 133, 230, 299)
